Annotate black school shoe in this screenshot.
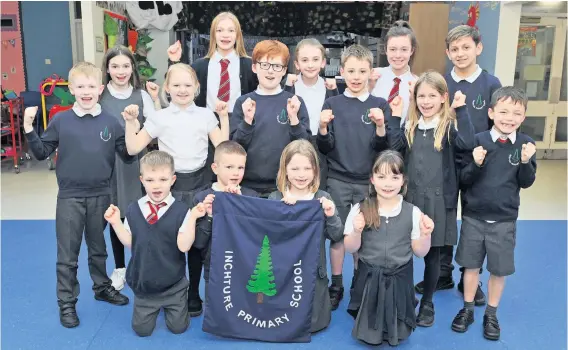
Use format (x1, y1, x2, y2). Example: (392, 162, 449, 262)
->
(457, 280, 487, 306)
(329, 285, 344, 311)
(416, 300, 435, 327)
(414, 276, 455, 294)
(483, 314, 500, 341)
(451, 308, 474, 333)
(59, 303, 80, 328)
(188, 296, 203, 317)
(94, 286, 129, 305)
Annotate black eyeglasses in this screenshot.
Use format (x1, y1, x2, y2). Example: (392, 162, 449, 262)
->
(256, 61, 285, 72)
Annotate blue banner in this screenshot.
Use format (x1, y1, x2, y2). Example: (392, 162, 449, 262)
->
(203, 192, 324, 343)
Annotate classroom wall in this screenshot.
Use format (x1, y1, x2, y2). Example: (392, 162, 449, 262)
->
(1, 2, 26, 94)
(20, 1, 73, 91)
(447, 1, 501, 75)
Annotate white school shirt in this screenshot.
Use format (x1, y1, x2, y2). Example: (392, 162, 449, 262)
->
(123, 193, 191, 232)
(284, 190, 316, 201)
(490, 127, 517, 144)
(72, 103, 102, 117)
(207, 50, 242, 113)
(450, 64, 483, 83)
(256, 85, 283, 95)
(143, 103, 218, 172)
(371, 66, 416, 125)
(343, 195, 421, 240)
(343, 89, 370, 102)
(293, 75, 326, 135)
(106, 83, 156, 119)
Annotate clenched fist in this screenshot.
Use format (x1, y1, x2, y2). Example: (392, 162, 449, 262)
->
(203, 194, 215, 216)
(319, 109, 334, 129)
(521, 143, 536, 163)
(319, 197, 336, 217)
(145, 81, 160, 101)
(353, 212, 366, 234)
(473, 146, 487, 166)
(287, 95, 301, 120)
(122, 104, 139, 121)
(451, 90, 466, 109)
(325, 78, 337, 90)
(167, 40, 182, 62)
(286, 74, 298, 86)
(282, 195, 297, 206)
(389, 95, 404, 118)
(23, 106, 38, 132)
(242, 98, 256, 125)
(104, 204, 122, 225)
(215, 100, 229, 117)
(419, 213, 434, 237)
(191, 203, 207, 219)
(369, 108, 385, 127)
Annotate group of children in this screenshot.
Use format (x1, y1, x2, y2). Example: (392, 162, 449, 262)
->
(22, 10, 536, 346)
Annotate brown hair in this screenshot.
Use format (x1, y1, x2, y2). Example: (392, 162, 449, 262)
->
(162, 63, 200, 102)
(206, 12, 248, 58)
(102, 45, 142, 89)
(214, 140, 247, 163)
(140, 150, 175, 174)
(446, 25, 481, 49)
(385, 20, 418, 66)
(253, 40, 291, 66)
(360, 151, 406, 229)
(276, 140, 320, 194)
(295, 38, 326, 61)
(340, 44, 373, 69)
(405, 70, 456, 151)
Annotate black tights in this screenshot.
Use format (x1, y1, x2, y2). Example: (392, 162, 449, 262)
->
(422, 246, 441, 303)
(109, 218, 126, 269)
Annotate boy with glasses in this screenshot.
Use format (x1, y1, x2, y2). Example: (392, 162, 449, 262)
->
(230, 40, 311, 197)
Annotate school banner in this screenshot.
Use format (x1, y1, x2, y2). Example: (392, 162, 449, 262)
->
(203, 192, 324, 343)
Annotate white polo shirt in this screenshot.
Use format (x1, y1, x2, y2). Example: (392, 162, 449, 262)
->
(371, 66, 417, 125)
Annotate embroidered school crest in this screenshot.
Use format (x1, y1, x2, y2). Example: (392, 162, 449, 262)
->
(100, 126, 111, 141)
(361, 109, 372, 124)
(472, 94, 486, 110)
(509, 148, 520, 166)
(203, 193, 322, 343)
(276, 109, 289, 124)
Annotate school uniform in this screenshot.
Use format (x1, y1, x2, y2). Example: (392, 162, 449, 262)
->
(345, 196, 422, 346)
(316, 91, 391, 223)
(230, 88, 311, 197)
(456, 129, 536, 277)
(190, 184, 259, 305)
(24, 104, 133, 309)
(123, 193, 192, 336)
(284, 75, 339, 190)
(191, 52, 258, 184)
(371, 66, 417, 125)
(440, 66, 502, 281)
(100, 84, 156, 271)
(268, 190, 343, 333)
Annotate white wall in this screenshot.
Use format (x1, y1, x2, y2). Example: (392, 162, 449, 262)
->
(494, 2, 523, 86)
(146, 28, 174, 86)
(80, 2, 105, 68)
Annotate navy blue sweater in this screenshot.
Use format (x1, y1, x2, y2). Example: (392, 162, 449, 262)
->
(387, 106, 475, 208)
(25, 109, 134, 198)
(316, 94, 391, 184)
(230, 91, 311, 190)
(125, 199, 189, 296)
(445, 70, 502, 133)
(460, 131, 537, 221)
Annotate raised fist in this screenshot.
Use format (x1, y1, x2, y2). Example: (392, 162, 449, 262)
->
(319, 197, 336, 217)
(104, 204, 122, 226)
(325, 78, 337, 90)
(319, 109, 334, 129)
(167, 40, 182, 62)
(242, 98, 256, 125)
(389, 95, 404, 118)
(287, 95, 301, 118)
(24, 106, 38, 130)
(369, 108, 385, 127)
(145, 81, 160, 101)
(473, 146, 487, 166)
(451, 90, 466, 109)
(122, 104, 139, 121)
(353, 212, 366, 234)
(521, 143, 536, 163)
(215, 100, 229, 117)
(419, 213, 434, 237)
(286, 74, 298, 86)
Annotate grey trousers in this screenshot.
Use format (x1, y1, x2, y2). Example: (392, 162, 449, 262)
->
(55, 195, 112, 306)
(132, 278, 190, 337)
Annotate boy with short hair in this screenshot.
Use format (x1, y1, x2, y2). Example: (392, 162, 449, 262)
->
(317, 44, 392, 309)
(416, 25, 502, 304)
(105, 150, 204, 337)
(450, 87, 536, 340)
(230, 39, 311, 197)
(23, 62, 131, 328)
(189, 141, 259, 315)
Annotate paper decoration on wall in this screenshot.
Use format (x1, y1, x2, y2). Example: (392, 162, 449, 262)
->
(125, 1, 183, 31)
(134, 29, 157, 82)
(104, 11, 128, 49)
(1, 37, 18, 49)
(10, 67, 16, 74)
(518, 27, 537, 57)
(2, 73, 8, 80)
(467, 2, 480, 31)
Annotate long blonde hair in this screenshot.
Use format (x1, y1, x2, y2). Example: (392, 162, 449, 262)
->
(206, 12, 248, 58)
(405, 70, 456, 151)
(276, 140, 320, 194)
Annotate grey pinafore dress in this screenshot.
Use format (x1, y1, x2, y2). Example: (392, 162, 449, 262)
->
(405, 127, 457, 247)
(100, 87, 145, 216)
(347, 200, 417, 346)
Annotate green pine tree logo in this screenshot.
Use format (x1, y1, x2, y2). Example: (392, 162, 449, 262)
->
(472, 93, 485, 110)
(246, 235, 277, 304)
(100, 126, 111, 141)
(361, 109, 372, 124)
(277, 109, 289, 124)
(509, 149, 520, 165)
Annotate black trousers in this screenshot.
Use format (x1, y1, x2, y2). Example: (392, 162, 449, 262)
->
(55, 195, 112, 306)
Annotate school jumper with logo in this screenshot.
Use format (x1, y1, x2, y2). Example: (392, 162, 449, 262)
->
(268, 190, 343, 333)
(24, 106, 133, 308)
(230, 90, 311, 195)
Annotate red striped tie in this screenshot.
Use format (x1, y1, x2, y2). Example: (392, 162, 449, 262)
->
(388, 77, 401, 103)
(146, 201, 167, 224)
(217, 59, 230, 102)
